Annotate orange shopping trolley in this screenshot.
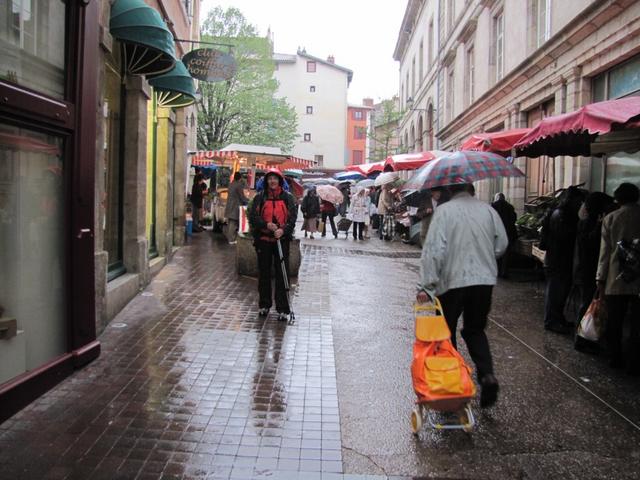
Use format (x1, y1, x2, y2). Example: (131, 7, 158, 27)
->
(410, 298, 477, 434)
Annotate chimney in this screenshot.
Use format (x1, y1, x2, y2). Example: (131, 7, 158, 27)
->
(327, 55, 335, 64)
(363, 98, 374, 107)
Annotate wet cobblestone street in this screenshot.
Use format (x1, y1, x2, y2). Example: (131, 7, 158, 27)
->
(1, 232, 639, 479)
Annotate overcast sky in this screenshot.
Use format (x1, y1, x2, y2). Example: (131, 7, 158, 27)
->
(199, 0, 405, 104)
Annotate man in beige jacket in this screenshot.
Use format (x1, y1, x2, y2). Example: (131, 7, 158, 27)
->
(377, 185, 394, 240)
(596, 182, 640, 374)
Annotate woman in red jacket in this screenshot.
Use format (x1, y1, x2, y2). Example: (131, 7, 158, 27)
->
(320, 199, 338, 238)
(248, 169, 298, 321)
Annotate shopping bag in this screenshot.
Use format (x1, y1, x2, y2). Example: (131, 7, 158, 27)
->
(317, 220, 325, 233)
(577, 298, 604, 342)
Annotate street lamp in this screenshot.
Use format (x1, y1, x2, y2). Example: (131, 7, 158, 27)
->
(406, 96, 430, 112)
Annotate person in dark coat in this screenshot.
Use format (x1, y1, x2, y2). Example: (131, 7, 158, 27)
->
(491, 193, 518, 278)
(190, 173, 206, 232)
(300, 187, 321, 239)
(541, 186, 586, 334)
(567, 192, 615, 325)
(248, 169, 298, 321)
(224, 172, 249, 244)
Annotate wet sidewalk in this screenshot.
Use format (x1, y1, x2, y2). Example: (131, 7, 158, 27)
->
(3, 230, 639, 479)
(0, 234, 364, 480)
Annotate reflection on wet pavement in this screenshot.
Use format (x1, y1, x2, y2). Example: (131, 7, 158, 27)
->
(0, 235, 343, 479)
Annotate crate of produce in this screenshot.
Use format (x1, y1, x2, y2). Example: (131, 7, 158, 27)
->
(531, 243, 546, 263)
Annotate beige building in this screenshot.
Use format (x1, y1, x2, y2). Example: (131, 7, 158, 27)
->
(274, 50, 353, 168)
(395, 0, 640, 211)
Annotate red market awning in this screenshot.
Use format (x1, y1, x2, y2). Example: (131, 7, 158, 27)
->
(383, 151, 447, 171)
(279, 156, 314, 170)
(191, 150, 239, 166)
(514, 97, 640, 157)
(460, 128, 532, 156)
(346, 161, 385, 175)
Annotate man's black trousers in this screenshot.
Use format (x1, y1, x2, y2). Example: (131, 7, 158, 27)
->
(255, 239, 290, 314)
(439, 285, 495, 380)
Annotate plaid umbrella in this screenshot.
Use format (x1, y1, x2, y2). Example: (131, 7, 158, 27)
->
(402, 150, 524, 192)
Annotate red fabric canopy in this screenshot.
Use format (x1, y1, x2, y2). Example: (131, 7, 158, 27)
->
(514, 97, 640, 157)
(346, 161, 385, 175)
(383, 152, 443, 171)
(460, 128, 531, 156)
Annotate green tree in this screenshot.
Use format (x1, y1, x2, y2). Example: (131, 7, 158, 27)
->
(196, 7, 298, 151)
(368, 98, 404, 161)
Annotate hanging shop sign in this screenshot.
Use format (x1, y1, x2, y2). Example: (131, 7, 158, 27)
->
(182, 48, 237, 82)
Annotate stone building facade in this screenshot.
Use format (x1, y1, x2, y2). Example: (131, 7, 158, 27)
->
(95, 0, 200, 333)
(395, 0, 640, 210)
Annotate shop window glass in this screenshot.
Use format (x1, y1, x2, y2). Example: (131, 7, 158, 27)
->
(608, 55, 640, 99)
(605, 151, 640, 195)
(104, 49, 125, 277)
(0, 123, 66, 384)
(0, 0, 66, 99)
(592, 74, 606, 102)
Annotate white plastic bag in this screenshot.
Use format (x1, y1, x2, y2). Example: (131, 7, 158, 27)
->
(577, 299, 604, 342)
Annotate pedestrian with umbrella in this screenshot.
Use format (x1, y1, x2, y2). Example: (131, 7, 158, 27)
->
(320, 198, 339, 238)
(375, 171, 399, 240)
(349, 187, 370, 240)
(301, 186, 321, 239)
(415, 151, 523, 408)
(248, 168, 298, 321)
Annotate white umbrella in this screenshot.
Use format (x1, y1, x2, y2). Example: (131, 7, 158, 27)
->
(374, 171, 399, 186)
(356, 179, 375, 188)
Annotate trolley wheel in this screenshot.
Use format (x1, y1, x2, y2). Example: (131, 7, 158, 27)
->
(411, 407, 422, 435)
(459, 406, 474, 433)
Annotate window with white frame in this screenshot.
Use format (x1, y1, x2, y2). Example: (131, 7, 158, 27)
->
(446, 65, 455, 122)
(428, 19, 434, 66)
(465, 45, 475, 107)
(406, 71, 410, 105)
(304, 133, 311, 142)
(411, 57, 416, 96)
(493, 11, 505, 82)
(306, 106, 313, 114)
(419, 40, 424, 81)
(447, 0, 456, 33)
(534, 0, 551, 48)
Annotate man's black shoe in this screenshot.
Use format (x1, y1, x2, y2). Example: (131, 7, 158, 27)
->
(544, 323, 571, 335)
(480, 374, 499, 408)
(609, 356, 624, 369)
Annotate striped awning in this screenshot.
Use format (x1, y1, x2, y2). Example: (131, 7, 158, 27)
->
(279, 156, 314, 169)
(190, 150, 239, 166)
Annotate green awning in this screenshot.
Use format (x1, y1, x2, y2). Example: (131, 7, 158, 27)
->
(110, 0, 176, 76)
(149, 61, 196, 108)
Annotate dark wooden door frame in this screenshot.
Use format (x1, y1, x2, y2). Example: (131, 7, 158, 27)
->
(0, 0, 100, 424)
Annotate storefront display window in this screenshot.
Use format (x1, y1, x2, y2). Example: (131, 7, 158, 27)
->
(605, 151, 640, 195)
(0, 123, 66, 384)
(591, 55, 640, 193)
(0, 0, 66, 99)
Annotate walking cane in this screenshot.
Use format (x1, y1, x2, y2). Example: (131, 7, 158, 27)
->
(276, 238, 295, 325)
